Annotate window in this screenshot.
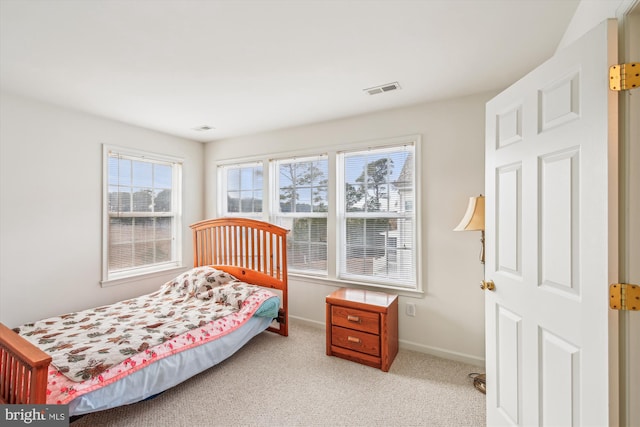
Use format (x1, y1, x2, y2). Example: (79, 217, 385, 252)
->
(219, 162, 263, 217)
(273, 156, 329, 274)
(103, 146, 182, 283)
(339, 145, 415, 287)
(216, 137, 419, 291)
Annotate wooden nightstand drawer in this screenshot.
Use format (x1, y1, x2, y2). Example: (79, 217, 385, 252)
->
(331, 326, 380, 357)
(331, 306, 379, 334)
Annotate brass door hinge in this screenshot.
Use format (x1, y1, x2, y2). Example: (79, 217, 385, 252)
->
(609, 283, 640, 311)
(609, 63, 639, 91)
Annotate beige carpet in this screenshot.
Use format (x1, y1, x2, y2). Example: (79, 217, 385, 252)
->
(72, 319, 486, 426)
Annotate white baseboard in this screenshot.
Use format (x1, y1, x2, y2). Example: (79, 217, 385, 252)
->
(289, 315, 324, 329)
(399, 338, 485, 367)
(289, 315, 486, 368)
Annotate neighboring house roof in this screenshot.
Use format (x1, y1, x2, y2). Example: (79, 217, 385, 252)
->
(394, 153, 413, 191)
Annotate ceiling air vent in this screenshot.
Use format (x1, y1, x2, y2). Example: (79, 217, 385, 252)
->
(364, 82, 401, 95)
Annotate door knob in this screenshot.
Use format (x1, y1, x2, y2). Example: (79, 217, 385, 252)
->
(480, 280, 495, 291)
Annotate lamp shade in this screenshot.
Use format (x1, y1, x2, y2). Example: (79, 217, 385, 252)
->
(454, 195, 485, 231)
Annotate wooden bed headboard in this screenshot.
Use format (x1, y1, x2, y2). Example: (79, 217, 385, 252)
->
(190, 217, 289, 336)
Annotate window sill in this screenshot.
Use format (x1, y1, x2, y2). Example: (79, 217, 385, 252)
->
(289, 272, 425, 298)
(101, 265, 188, 288)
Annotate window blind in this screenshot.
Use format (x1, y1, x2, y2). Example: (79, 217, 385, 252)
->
(105, 148, 181, 279)
(339, 145, 415, 287)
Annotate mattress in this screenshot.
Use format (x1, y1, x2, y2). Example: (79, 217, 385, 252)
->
(69, 296, 279, 415)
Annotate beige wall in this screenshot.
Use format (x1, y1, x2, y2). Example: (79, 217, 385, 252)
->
(557, 0, 637, 51)
(206, 92, 496, 365)
(0, 89, 492, 365)
(0, 92, 205, 327)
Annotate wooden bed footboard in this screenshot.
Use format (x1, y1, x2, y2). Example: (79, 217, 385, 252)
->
(0, 322, 51, 404)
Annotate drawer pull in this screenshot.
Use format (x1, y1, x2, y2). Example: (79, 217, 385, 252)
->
(347, 336, 361, 344)
(347, 315, 361, 323)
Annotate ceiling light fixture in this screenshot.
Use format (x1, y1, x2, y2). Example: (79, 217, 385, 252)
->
(192, 125, 215, 132)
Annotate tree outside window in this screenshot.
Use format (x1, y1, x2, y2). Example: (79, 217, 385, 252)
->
(341, 147, 414, 284)
(276, 157, 328, 273)
(216, 137, 418, 290)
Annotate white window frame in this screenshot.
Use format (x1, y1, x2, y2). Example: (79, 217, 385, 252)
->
(337, 144, 417, 288)
(217, 161, 264, 219)
(214, 135, 421, 294)
(271, 154, 329, 275)
(102, 145, 183, 286)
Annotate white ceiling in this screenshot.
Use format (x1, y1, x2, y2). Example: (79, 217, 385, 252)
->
(0, 0, 580, 143)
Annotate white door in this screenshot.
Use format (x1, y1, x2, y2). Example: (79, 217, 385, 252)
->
(622, 5, 640, 425)
(484, 19, 619, 426)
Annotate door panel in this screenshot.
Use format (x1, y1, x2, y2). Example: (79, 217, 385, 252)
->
(539, 328, 580, 426)
(485, 19, 618, 426)
(539, 148, 579, 294)
(496, 104, 523, 148)
(496, 305, 521, 424)
(496, 164, 521, 276)
(538, 70, 580, 132)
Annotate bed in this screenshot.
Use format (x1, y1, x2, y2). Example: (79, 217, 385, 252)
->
(0, 218, 288, 415)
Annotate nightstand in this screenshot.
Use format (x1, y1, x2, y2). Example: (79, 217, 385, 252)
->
(325, 287, 398, 372)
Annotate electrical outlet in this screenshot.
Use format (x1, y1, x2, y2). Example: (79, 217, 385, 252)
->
(406, 303, 416, 317)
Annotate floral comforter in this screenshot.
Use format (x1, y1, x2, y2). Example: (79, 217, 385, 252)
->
(14, 267, 277, 404)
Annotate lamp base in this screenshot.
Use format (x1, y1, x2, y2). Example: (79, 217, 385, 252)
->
(468, 372, 486, 394)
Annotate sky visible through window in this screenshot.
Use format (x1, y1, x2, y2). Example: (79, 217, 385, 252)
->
(344, 151, 410, 181)
(108, 158, 172, 212)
